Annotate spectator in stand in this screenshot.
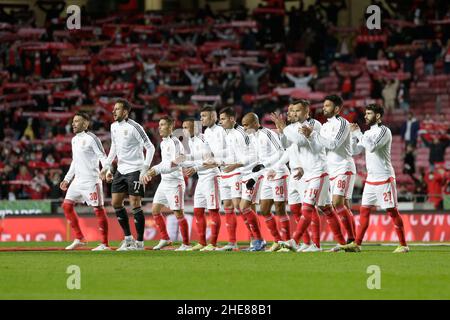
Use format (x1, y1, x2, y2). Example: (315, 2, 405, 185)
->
(443, 39, 450, 74)
(382, 78, 400, 111)
(421, 40, 442, 76)
(29, 170, 50, 200)
(424, 168, 445, 210)
(285, 71, 315, 90)
(240, 64, 267, 94)
(401, 112, 420, 147)
(317, 0, 346, 26)
(421, 135, 450, 171)
(403, 144, 416, 175)
(46, 171, 63, 199)
(14, 165, 33, 199)
(0, 164, 15, 200)
(412, 168, 428, 203)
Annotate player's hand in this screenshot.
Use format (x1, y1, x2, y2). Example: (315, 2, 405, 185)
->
(246, 179, 256, 190)
(350, 123, 360, 132)
(59, 180, 69, 191)
(143, 168, 156, 184)
(270, 112, 286, 132)
(105, 170, 113, 183)
(266, 169, 276, 180)
(142, 174, 152, 184)
(294, 168, 304, 180)
(183, 167, 196, 177)
(300, 125, 313, 138)
(139, 165, 150, 184)
(203, 161, 219, 169)
(173, 154, 187, 165)
(223, 163, 241, 173)
(99, 167, 108, 181)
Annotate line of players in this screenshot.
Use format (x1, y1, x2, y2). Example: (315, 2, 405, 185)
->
(61, 96, 409, 253)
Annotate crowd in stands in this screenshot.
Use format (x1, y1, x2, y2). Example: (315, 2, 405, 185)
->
(0, 0, 449, 208)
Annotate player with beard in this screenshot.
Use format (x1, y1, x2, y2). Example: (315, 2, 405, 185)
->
(344, 104, 409, 253)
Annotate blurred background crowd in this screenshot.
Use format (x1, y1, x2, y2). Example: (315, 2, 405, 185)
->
(0, 0, 449, 209)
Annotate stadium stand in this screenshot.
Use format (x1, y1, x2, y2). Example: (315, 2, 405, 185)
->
(0, 0, 449, 209)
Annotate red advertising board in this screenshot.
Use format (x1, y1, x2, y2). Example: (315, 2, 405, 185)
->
(1, 213, 450, 243)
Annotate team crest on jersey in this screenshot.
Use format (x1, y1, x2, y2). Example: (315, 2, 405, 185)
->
(124, 129, 128, 136)
(82, 140, 86, 146)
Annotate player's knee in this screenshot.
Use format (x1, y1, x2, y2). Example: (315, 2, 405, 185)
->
(62, 201, 73, 210)
(239, 201, 250, 212)
(132, 207, 144, 216)
(129, 198, 141, 208)
(274, 202, 286, 213)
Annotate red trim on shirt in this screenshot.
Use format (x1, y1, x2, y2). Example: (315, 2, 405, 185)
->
(365, 177, 395, 185)
(220, 172, 241, 179)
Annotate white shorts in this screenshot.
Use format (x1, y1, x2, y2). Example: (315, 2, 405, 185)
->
(361, 177, 397, 209)
(330, 172, 355, 200)
(241, 175, 263, 204)
(153, 180, 185, 211)
(65, 179, 104, 207)
(287, 173, 303, 205)
(219, 173, 242, 201)
(194, 175, 220, 210)
(259, 175, 288, 202)
(301, 174, 331, 207)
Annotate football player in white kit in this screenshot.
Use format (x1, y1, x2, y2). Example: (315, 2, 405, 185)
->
(60, 111, 110, 251)
(175, 118, 221, 251)
(197, 105, 228, 251)
(216, 107, 260, 251)
(100, 99, 156, 251)
(277, 104, 312, 247)
(343, 104, 409, 253)
(241, 113, 291, 252)
(143, 117, 192, 251)
(301, 95, 357, 250)
(271, 100, 347, 252)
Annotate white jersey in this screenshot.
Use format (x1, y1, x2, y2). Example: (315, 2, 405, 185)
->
(310, 115, 356, 178)
(351, 123, 395, 182)
(64, 131, 107, 183)
(203, 123, 227, 163)
(222, 124, 257, 175)
(183, 134, 220, 179)
(106, 118, 155, 175)
(254, 126, 289, 178)
(153, 135, 185, 182)
(279, 118, 328, 181)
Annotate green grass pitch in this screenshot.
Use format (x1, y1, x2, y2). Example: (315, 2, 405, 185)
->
(0, 241, 449, 300)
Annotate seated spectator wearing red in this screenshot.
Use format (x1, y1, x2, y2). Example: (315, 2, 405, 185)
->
(424, 168, 446, 210)
(14, 165, 33, 199)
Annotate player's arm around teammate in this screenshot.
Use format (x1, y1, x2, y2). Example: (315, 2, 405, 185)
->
(143, 117, 191, 251)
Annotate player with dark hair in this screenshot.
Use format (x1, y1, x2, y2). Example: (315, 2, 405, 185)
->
(143, 117, 191, 251)
(214, 107, 259, 251)
(61, 111, 110, 251)
(300, 95, 357, 251)
(174, 118, 221, 251)
(100, 99, 155, 251)
(345, 104, 409, 253)
(196, 105, 228, 251)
